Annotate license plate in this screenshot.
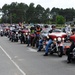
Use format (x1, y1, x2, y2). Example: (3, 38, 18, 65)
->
(58, 43, 63, 46)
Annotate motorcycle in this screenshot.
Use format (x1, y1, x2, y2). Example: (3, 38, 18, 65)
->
(37, 36, 48, 51)
(20, 29, 29, 44)
(48, 29, 67, 57)
(11, 31, 19, 42)
(65, 34, 75, 63)
(48, 37, 64, 57)
(0, 31, 4, 36)
(65, 46, 75, 63)
(69, 48, 75, 62)
(38, 40, 47, 51)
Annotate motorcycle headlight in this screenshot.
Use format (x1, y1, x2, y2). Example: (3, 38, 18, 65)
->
(26, 33, 28, 35)
(47, 36, 49, 39)
(58, 37, 61, 41)
(67, 31, 70, 34)
(62, 38, 64, 40)
(54, 38, 56, 41)
(16, 32, 18, 34)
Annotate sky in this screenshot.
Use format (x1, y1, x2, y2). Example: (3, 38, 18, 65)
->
(0, 0, 75, 10)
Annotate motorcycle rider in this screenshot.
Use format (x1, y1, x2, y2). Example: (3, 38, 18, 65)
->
(65, 24, 71, 41)
(35, 25, 42, 48)
(43, 25, 56, 56)
(67, 28, 75, 63)
(65, 24, 71, 33)
(67, 41, 75, 63)
(30, 25, 35, 46)
(0, 29, 4, 36)
(43, 37, 53, 56)
(32, 25, 42, 48)
(20, 32, 26, 44)
(71, 28, 75, 35)
(30, 25, 35, 34)
(27, 32, 31, 46)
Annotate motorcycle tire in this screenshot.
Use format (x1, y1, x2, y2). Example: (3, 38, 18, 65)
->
(50, 51, 53, 55)
(11, 39, 13, 42)
(20, 40, 22, 44)
(58, 47, 63, 57)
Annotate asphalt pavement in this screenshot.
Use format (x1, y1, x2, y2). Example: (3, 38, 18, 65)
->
(0, 36, 75, 75)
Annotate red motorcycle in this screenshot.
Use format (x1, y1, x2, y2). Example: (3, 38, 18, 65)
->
(65, 34, 75, 63)
(20, 29, 29, 44)
(48, 29, 67, 57)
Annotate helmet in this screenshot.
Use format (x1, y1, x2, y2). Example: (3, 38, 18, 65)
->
(51, 25, 56, 29)
(72, 28, 75, 32)
(36, 25, 40, 28)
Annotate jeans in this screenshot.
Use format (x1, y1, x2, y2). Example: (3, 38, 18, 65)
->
(45, 39, 53, 53)
(38, 39, 43, 50)
(27, 38, 30, 46)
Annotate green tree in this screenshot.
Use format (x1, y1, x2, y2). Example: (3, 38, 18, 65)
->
(59, 8, 75, 21)
(26, 3, 35, 23)
(56, 15, 65, 24)
(2, 2, 75, 24)
(1, 2, 28, 23)
(35, 4, 45, 23)
(16, 2, 28, 23)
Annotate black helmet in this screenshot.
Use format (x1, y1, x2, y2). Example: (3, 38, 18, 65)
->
(36, 25, 40, 28)
(51, 25, 56, 28)
(72, 28, 75, 32)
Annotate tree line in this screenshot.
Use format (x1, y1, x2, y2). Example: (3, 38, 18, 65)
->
(0, 2, 75, 24)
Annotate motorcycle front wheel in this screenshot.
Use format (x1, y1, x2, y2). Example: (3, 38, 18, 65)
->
(57, 47, 63, 57)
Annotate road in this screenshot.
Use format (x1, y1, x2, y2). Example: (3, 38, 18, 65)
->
(0, 36, 75, 75)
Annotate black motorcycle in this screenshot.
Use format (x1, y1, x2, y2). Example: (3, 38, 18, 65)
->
(66, 47, 75, 63)
(11, 32, 18, 42)
(0, 31, 4, 36)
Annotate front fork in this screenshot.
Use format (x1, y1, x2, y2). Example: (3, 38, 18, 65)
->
(55, 42, 64, 52)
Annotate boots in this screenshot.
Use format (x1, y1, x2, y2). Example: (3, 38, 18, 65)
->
(43, 53, 48, 56)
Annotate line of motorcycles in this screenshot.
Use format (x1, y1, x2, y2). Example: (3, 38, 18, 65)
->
(8, 31, 19, 42)
(8, 29, 29, 44)
(6, 28, 65, 57)
(0, 30, 9, 37)
(38, 29, 75, 63)
(1, 28, 75, 63)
